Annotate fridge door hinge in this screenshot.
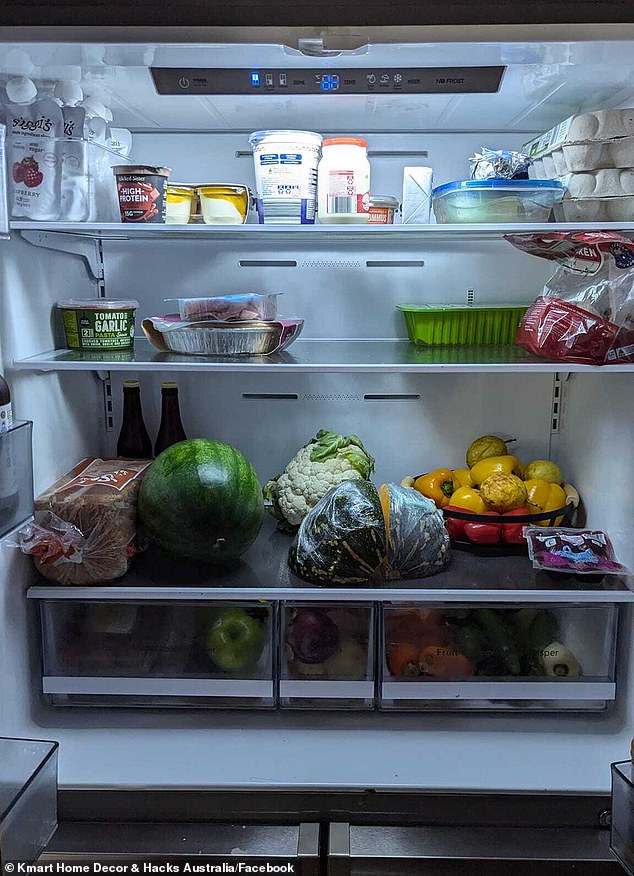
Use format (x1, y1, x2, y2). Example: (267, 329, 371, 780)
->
(19, 229, 105, 284)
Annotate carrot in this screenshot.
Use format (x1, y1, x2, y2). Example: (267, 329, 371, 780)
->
(387, 642, 420, 677)
(418, 645, 474, 678)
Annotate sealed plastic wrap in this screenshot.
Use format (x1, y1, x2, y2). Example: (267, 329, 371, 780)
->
(525, 527, 631, 576)
(379, 483, 450, 580)
(288, 480, 386, 586)
(507, 232, 634, 365)
(18, 458, 150, 585)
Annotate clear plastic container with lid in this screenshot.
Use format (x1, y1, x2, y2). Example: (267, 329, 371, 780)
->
(318, 137, 371, 224)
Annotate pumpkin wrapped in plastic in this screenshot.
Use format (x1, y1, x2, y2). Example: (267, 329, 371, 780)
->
(288, 480, 387, 586)
(379, 483, 450, 580)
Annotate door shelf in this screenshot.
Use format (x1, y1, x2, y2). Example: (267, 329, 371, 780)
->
(0, 737, 58, 863)
(14, 338, 634, 374)
(12, 220, 634, 241)
(0, 421, 34, 541)
(25, 516, 634, 604)
(611, 761, 634, 876)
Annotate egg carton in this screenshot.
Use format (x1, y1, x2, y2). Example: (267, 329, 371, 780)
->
(524, 109, 634, 177)
(554, 196, 634, 222)
(536, 168, 634, 199)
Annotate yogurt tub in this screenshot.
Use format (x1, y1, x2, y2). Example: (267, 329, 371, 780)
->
(249, 130, 322, 224)
(166, 185, 197, 224)
(59, 299, 139, 350)
(197, 185, 250, 225)
(113, 165, 170, 223)
(368, 195, 400, 224)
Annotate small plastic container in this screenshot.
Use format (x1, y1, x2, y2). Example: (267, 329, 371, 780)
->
(166, 184, 197, 224)
(59, 299, 138, 350)
(397, 304, 529, 346)
(197, 184, 250, 225)
(431, 179, 565, 223)
(318, 137, 371, 224)
(112, 165, 170, 223)
(174, 293, 280, 322)
(368, 195, 399, 224)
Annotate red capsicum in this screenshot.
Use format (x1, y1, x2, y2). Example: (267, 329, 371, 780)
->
(464, 511, 502, 544)
(443, 505, 470, 540)
(501, 507, 530, 544)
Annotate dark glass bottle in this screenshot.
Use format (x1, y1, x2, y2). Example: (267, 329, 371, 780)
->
(154, 381, 187, 456)
(117, 380, 152, 459)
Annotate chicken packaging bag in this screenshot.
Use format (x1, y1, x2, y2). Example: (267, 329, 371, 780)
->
(506, 231, 634, 365)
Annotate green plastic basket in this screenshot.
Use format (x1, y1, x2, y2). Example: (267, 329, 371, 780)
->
(398, 304, 529, 347)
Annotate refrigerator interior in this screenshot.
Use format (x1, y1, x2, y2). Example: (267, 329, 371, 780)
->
(0, 31, 633, 794)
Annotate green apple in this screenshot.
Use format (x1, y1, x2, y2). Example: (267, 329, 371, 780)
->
(206, 608, 264, 673)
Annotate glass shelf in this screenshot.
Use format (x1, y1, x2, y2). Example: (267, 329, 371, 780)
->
(11, 220, 634, 241)
(26, 517, 634, 604)
(14, 339, 634, 374)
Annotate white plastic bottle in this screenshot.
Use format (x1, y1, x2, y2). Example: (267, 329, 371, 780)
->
(5, 76, 64, 220)
(317, 137, 371, 224)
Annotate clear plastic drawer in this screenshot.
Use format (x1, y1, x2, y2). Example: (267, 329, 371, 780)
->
(0, 737, 58, 864)
(379, 603, 617, 711)
(0, 421, 33, 540)
(611, 760, 634, 876)
(39, 600, 276, 708)
(280, 603, 375, 709)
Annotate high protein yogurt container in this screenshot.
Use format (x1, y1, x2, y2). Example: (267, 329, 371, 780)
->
(59, 299, 139, 350)
(249, 130, 322, 224)
(113, 165, 170, 223)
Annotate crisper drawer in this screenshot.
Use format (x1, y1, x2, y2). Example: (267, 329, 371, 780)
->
(611, 760, 634, 876)
(39, 600, 276, 708)
(280, 603, 375, 709)
(379, 603, 618, 711)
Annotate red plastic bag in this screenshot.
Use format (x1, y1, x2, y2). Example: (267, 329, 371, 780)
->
(506, 232, 634, 365)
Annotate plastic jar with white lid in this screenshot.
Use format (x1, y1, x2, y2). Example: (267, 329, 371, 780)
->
(318, 137, 371, 223)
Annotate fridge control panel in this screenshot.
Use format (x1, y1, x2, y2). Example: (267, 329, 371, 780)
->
(151, 66, 505, 95)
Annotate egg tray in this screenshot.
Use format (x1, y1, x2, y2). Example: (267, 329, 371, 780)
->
(524, 108, 634, 177)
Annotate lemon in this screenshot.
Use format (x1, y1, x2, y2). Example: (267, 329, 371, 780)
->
(466, 435, 507, 469)
(524, 460, 563, 484)
(480, 473, 528, 513)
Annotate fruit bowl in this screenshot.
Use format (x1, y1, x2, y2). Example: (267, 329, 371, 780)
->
(442, 500, 578, 556)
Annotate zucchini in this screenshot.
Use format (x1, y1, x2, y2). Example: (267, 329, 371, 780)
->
(473, 608, 522, 676)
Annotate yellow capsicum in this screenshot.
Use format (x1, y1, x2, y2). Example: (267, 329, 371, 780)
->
(448, 486, 487, 514)
(470, 455, 521, 486)
(452, 468, 473, 488)
(525, 478, 567, 525)
(414, 468, 455, 508)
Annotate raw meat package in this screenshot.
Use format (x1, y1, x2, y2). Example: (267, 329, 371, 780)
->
(31, 457, 150, 585)
(506, 232, 634, 365)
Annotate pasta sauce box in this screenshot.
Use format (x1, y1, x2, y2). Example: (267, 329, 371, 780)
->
(59, 299, 139, 350)
(112, 164, 170, 222)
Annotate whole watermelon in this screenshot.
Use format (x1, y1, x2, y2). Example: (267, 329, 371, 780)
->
(139, 439, 264, 564)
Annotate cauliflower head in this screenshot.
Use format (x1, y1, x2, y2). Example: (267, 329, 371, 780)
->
(264, 430, 375, 528)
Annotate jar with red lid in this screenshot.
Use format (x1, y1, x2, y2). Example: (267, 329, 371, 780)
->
(317, 137, 371, 224)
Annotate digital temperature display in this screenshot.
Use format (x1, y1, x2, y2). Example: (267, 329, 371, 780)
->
(320, 74, 340, 92)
